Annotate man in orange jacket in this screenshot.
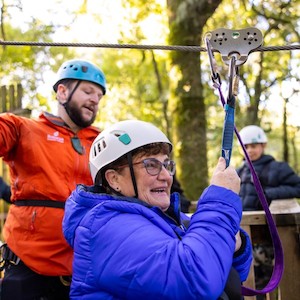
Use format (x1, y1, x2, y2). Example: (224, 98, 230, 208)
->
(0, 59, 106, 299)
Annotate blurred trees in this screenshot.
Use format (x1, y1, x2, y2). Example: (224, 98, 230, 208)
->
(99, 0, 299, 199)
(0, 0, 75, 110)
(97, 0, 223, 199)
(0, 0, 299, 199)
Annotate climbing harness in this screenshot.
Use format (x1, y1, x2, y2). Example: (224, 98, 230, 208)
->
(204, 27, 284, 297)
(0, 242, 20, 271)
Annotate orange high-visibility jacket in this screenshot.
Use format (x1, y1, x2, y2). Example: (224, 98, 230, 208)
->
(0, 112, 100, 276)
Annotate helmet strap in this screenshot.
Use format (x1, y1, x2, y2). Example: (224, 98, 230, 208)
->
(62, 80, 81, 115)
(62, 80, 92, 128)
(127, 152, 139, 198)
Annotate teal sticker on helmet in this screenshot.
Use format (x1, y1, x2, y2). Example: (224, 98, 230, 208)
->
(119, 133, 131, 145)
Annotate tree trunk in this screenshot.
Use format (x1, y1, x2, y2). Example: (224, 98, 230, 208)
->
(166, 0, 222, 200)
(283, 98, 289, 162)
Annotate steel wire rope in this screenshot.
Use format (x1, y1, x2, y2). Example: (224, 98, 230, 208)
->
(0, 40, 299, 52)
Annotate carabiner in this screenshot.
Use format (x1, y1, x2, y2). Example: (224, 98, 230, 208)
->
(227, 54, 239, 102)
(204, 35, 221, 89)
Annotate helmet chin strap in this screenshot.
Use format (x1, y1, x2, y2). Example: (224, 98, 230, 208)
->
(61, 80, 81, 124)
(127, 152, 139, 198)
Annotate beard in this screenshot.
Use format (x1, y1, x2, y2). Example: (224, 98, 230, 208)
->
(64, 101, 96, 128)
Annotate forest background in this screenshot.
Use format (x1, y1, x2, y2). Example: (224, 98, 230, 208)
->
(0, 0, 299, 202)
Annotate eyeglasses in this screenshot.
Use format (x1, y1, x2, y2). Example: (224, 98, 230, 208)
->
(132, 158, 176, 176)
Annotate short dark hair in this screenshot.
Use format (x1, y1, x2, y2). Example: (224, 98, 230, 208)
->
(56, 79, 77, 90)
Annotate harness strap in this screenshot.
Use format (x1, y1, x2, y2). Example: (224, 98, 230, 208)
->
(0, 243, 73, 291)
(216, 85, 284, 297)
(14, 200, 65, 209)
(0, 243, 20, 271)
(59, 276, 72, 287)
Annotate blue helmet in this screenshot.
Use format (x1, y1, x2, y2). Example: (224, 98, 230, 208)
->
(53, 59, 106, 94)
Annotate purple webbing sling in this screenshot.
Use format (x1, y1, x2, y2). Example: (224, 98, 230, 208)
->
(217, 88, 284, 296)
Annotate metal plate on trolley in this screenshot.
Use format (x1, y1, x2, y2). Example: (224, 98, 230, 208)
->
(205, 27, 263, 66)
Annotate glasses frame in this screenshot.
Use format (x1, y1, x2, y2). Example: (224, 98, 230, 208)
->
(117, 157, 176, 176)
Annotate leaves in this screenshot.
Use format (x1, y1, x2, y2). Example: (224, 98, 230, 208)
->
(0, 0, 299, 199)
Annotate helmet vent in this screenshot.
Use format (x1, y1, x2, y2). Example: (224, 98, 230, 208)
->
(66, 64, 78, 71)
(93, 139, 107, 157)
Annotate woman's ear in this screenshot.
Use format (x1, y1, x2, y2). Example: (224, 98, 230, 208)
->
(105, 169, 119, 190)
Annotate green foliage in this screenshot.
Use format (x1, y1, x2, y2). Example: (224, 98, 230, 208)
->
(96, 0, 300, 197)
(1, 0, 299, 200)
(0, 1, 75, 110)
(97, 48, 170, 131)
(94, 0, 171, 134)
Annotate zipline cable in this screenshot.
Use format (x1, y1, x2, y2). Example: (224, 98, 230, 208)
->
(0, 40, 299, 52)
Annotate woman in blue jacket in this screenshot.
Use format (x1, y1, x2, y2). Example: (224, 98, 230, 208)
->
(63, 120, 252, 300)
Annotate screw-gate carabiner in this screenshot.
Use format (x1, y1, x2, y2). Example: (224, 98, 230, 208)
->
(227, 54, 239, 101)
(204, 36, 221, 89)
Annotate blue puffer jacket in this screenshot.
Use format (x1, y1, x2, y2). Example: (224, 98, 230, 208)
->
(0, 176, 11, 203)
(63, 184, 252, 300)
(237, 154, 300, 211)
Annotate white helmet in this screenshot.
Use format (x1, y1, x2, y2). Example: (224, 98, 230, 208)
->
(239, 125, 268, 145)
(89, 120, 172, 183)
